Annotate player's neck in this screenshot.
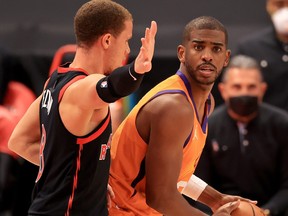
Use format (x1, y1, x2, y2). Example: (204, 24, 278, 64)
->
(70, 47, 105, 75)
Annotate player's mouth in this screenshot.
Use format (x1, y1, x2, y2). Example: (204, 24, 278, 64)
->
(198, 67, 215, 76)
(198, 64, 216, 77)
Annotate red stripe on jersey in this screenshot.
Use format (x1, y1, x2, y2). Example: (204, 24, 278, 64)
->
(58, 66, 88, 75)
(58, 75, 86, 103)
(65, 144, 83, 216)
(76, 112, 111, 145)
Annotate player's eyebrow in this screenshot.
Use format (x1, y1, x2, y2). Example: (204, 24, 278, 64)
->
(192, 39, 224, 47)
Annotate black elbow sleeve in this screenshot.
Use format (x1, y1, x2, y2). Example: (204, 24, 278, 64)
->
(96, 62, 144, 103)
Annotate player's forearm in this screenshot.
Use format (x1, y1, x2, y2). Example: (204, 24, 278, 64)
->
(21, 142, 40, 166)
(197, 185, 224, 212)
(9, 140, 40, 166)
(146, 188, 208, 216)
(96, 61, 144, 103)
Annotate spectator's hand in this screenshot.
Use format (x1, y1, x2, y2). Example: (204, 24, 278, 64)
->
(107, 184, 115, 208)
(134, 21, 157, 74)
(212, 200, 240, 216)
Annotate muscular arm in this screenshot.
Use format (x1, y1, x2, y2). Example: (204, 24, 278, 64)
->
(8, 21, 158, 164)
(139, 94, 207, 215)
(60, 21, 157, 135)
(138, 94, 244, 215)
(66, 21, 157, 109)
(8, 95, 42, 166)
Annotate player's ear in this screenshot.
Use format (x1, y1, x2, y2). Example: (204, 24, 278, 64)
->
(102, 34, 112, 49)
(224, 49, 231, 67)
(177, 45, 185, 63)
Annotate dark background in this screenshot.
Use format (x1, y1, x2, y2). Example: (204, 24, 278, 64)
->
(0, 0, 272, 99)
(0, 2, 272, 146)
(0, 0, 270, 57)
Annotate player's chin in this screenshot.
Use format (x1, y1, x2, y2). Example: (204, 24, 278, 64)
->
(198, 78, 216, 86)
(197, 73, 217, 84)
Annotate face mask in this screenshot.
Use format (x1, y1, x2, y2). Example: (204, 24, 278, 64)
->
(272, 7, 288, 35)
(228, 95, 258, 116)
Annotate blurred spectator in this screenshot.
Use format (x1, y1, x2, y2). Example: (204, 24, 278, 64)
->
(193, 55, 288, 216)
(0, 48, 36, 215)
(234, 0, 288, 110)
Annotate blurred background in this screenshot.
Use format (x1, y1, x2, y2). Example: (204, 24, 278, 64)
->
(0, 0, 271, 100)
(0, 0, 270, 57)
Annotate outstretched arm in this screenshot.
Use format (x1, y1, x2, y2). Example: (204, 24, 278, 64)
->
(65, 21, 158, 110)
(95, 20, 158, 103)
(139, 94, 239, 216)
(139, 94, 254, 216)
(134, 21, 157, 74)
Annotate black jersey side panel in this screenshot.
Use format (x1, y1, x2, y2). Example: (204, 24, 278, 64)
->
(28, 69, 111, 216)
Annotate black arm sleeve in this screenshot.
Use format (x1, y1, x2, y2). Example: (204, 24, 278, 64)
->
(96, 61, 144, 103)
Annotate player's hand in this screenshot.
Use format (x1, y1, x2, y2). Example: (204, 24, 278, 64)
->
(107, 184, 115, 208)
(134, 20, 157, 74)
(211, 194, 257, 213)
(212, 200, 240, 216)
(261, 208, 271, 216)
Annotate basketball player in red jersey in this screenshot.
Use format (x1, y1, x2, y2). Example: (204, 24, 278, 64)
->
(8, 0, 157, 215)
(109, 16, 254, 215)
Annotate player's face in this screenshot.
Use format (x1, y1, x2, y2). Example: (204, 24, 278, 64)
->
(179, 29, 230, 86)
(105, 20, 132, 75)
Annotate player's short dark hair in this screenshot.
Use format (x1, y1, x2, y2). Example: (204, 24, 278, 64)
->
(182, 16, 228, 45)
(74, 0, 133, 47)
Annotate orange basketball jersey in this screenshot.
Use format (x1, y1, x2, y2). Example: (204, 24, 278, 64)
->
(109, 71, 210, 215)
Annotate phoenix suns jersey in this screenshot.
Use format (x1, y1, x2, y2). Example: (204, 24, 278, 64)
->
(29, 65, 112, 216)
(109, 70, 210, 215)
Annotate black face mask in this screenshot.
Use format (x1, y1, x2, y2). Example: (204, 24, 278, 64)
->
(228, 95, 258, 116)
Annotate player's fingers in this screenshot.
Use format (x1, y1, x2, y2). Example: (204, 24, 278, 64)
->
(141, 37, 148, 49)
(144, 21, 157, 44)
(107, 194, 112, 208)
(107, 184, 115, 199)
(233, 196, 257, 205)
(144, 27, 150, 43)
(227, 200, 240, 213)
(149, 21, 157, 38)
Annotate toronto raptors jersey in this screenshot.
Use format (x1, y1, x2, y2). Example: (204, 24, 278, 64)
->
(29, 66, 112, 216)
(109, 71, 210, 215)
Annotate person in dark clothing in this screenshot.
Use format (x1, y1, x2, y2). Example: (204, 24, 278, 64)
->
(194, 55, 288, 216)
(234, 0, 288, 110)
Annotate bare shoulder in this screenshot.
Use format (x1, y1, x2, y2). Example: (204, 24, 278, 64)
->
(60, 73, 107, 136)
(64, 73, 105, 104)
(60, 73, 106, 111)
(137, 93, 194, 142)
(151, 93, 193, 117)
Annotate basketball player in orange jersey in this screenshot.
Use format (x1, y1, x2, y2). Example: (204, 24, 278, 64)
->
(8, 0, 157, 215)
(109, 16, 255, 216)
